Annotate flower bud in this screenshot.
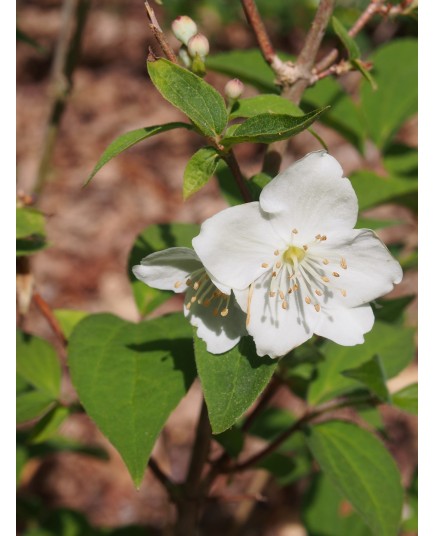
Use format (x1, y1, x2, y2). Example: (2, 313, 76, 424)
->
(178, 46, 192, 68)
(187, 33, 210, 59)
(224, 78, 244, 100)
(171, 16, 198, 46)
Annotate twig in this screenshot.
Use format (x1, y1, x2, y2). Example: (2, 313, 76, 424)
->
(35, 0, 90, 194)
(223, 395, 378, 473)
(148, 457, 181, 501)
(241, 376, 281, 433)
(145, 1, 178, 63)
(33, 292, 67, 347)
(222, 150, 253, 203)
(175, 398, 212, 535)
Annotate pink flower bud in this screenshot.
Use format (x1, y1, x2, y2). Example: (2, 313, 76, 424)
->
(224, 78, 244, 100)
(171, 16, 198, 46)
(187, 33, 210, 59)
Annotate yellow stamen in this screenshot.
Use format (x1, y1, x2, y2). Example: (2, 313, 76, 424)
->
(332, 272, 340, 278)
(174, 281, 182, 288)
(322, 259, 329, 265)
(261, 262, 269, 268)
(282, 301, 288, 309)
(322, 276, 330, 283)
(340, 258, 347, 269)
(314, 303, 321, 312)
(220, 308, 229, 317)
(315, 289, 322, 296)
(305, 296, 312, 304)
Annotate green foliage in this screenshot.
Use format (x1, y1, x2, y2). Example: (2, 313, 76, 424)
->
(222, 108, 328, 146)
(332, 17, 360, 61)
(391, 383, 417, 415)
(373, 296, 415, 323)
(229, 94, 302, 119)
(128, 223, 199, 316)
(214, 427, 244, 458)
(308, 321, 415, 405)
(17, 331, 62, 423)
(350, 170, 418, 211)
(361, 39, 418, 149)
(147, 58, 227, 138)
(17, 207, 46, 238)
(68, 313, 196, 486)
(194, 334, 277, 434)
(341, 355, 390, 403)
(402, 469, 418, 532)
(383, 144, 418, 177)
(183, 146, 220, 199)
(305, 420, 404, 536)
(85, 123, 193, 185)
(302, 473, 371, 536)
(53, 309, 89, 340)
(27, 405, 70, 444)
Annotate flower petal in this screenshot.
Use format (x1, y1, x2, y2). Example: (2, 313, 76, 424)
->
(184, 291, 246, 353)
(132, 247, 202, 293)
(245, 272, 320, 358)
(259, 151, 358, 243)
(193, 202, 285, 290)
(315, 304, 375, 345)
(308, 228, 403, 307)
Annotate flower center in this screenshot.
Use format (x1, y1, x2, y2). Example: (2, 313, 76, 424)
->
(283, 245, 306, 266)
(180, 268, 231, 317)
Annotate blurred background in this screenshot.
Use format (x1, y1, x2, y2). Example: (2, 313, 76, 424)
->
(16, 0, 417, 534)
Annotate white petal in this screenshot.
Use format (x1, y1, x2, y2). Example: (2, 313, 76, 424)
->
(184, 291, 246, 354)
(132, 247, 202, 293)
(315, 304, 375, 345)
(193, 202, 285, 291)
(308, 228, 403, 307)
(233, 287, 249, 313)
(245, 272, 320, 358)
(259, 151, 358, 243)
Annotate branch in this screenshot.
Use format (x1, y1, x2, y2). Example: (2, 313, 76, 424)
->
(148, 457, 181, 501)
(222, 150, 253, 203)
(33, 292, 67, 348)
(144, 1, 178, 63)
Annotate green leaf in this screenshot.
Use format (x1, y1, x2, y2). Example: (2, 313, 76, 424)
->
(361, 39, 418, 149)
(17, 27, 46, 53)
(373, 296, 415, 323)
(128, 223, 199, 316)
(392, 383, 417, 415)
(16, 207, 46, 238)
(214, 427, 244, 458)
(85, 122, 193, 185)
(383, 144, 418, 177)
(16, 444, 28, 486)
(351, 170, 418, 211)
(53, 309, 89, 340)
(183, 146, 220, 199)
(352, 59, 378, 91)
(302, 473, 372, 536)
(68, 313, 196, 486)
(147, 58, 227, 138)
(341, 355, 390, 402)
(303, 77, 365, 152)
(17, 391, 56, 424)
(16, 237, 49, 257)
(402, 468, 418, 532)
(332, 17, 360, 61)
(229, 94, 303, 119)
(305, 420, 404, 536)
(308, 321, 415, 405)
(257, 451, 311, 487)
(194, 335, 277, 434)
(27, 405, 70, 444)
(222, 108, 328, 146)
(17, 331, 61, 398)
(356, 217, 402, 230)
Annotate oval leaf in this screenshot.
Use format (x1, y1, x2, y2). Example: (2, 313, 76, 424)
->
(183, 146, 220, 199)
(147, 58, 227, 138)
(16, 207, 46, 238)
(85, 122, 193, 185)
(392, 383, 417, 415)
(332, 17, 360, 61)
(222, 108, 328, 146)
(194, 334, 277, 434)
(230, 94, 303, 119)
(341, 355, 390, 402)
(305, 420, 403, 536)
(68, 313, 196, 487)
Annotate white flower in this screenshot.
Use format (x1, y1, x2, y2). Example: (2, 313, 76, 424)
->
(193, 151, 403, 358)
(132, 247, 246, 354)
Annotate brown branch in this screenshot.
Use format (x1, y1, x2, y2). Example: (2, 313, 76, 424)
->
(223, 150, 253, 203)
(241, 376, 281, 433)
(33, 292, 67, 347)
(145, 1, 178, 63)
(148, 457, 181, 501)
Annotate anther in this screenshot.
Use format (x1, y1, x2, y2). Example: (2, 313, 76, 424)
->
(203, 299, 211, 307)
(321, 235, 327, 241)
(186, 278, 192, 286)
(174, 281, 182, 289)
(276, 261, 282, 269)
(261, 263, 269, 268)
(186, 302, 192, 310)
(272, 271, 277, 277)
(279, 290, 285, 300)
(341, 289, 347, 297)
(340, 258, 347, 269)
(193, 282, 200, 290)
(293, 284, 299, 291)
(191, 296, 197, 303)
(292, 229, 298, 234)
(305, 296, 312, 304)
(282, 301, 288, 309)
(213, 308, 219, 316)
(303, 244, 308, 251)
(315, 289, 322, 296)
(332, 272, 340, 278)
(274, 250, 280, 256)
(322, 259, 329, 265)
(288, 289, 293, 294)
(269, 291, 276, 298)
(220, 308, 229, 317)
(314, 303, 321, 312)
(322, 276, 330, 283)
(315, 234, 321, 240)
